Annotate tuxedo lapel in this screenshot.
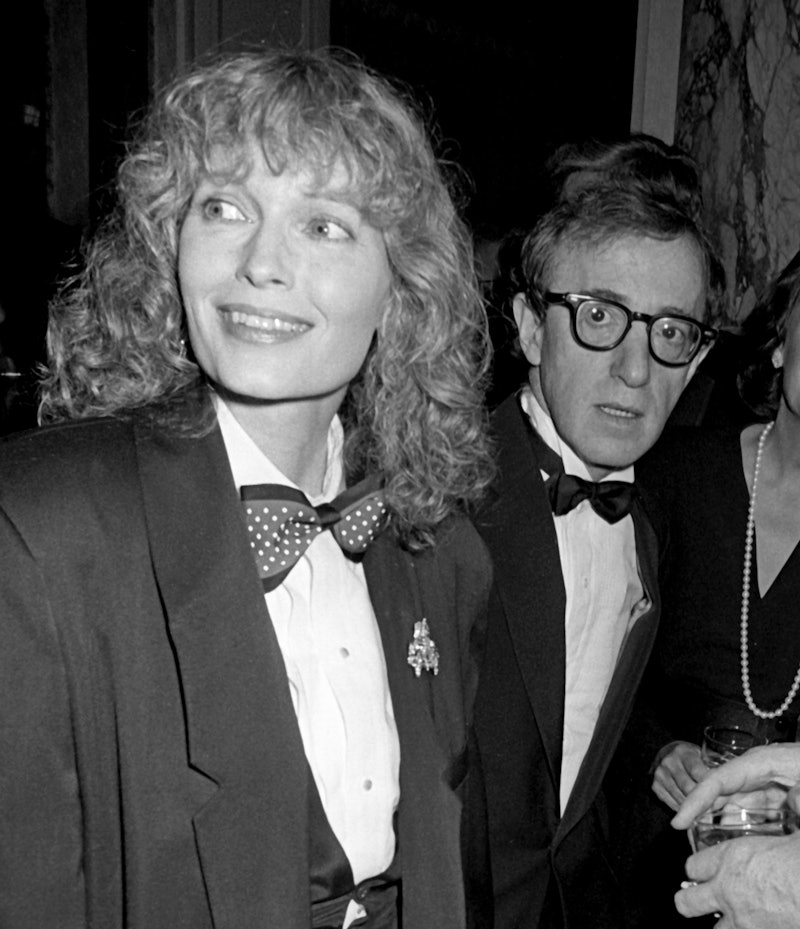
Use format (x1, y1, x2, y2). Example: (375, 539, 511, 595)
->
(363, 532, 467, 929)
(134, 421, 312, 929)
(558, 494, 662, 839)
(479, 395, 567, 786)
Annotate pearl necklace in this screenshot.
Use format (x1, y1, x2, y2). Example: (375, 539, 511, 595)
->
(740, 421, 800, 718)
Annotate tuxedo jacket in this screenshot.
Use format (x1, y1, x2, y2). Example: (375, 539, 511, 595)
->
(0, 413, 492, 929)
(472, 395, 664, 929)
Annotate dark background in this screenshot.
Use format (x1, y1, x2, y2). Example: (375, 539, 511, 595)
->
(333, 0, 638, 240)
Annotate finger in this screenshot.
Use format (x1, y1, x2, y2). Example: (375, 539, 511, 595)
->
(684, 844, 725, 883)
(674, 880, 721, 918)
(658, 758, 701, 803)
(653, 768, 691, 811)
(652, 778, 682, 811)
(672, 775, 727, 829)
(672, 765, 701, 798)
(687, 754, 712, 782)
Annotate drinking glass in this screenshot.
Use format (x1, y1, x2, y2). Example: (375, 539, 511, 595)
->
(700, 725, 759, 767)
(689, 806, 800, 852)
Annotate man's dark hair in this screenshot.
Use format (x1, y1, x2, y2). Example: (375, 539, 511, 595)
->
(516, 135, 726, 326)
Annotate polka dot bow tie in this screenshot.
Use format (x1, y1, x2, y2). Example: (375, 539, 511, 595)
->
(240, 476, 389, 592)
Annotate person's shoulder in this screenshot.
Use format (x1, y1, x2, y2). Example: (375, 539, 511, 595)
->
(489, 391, 526, 437)
(639, 423, 741, 481)
(0, 416, 135, 476)
(0, 417, 139, 520)
(637, 424, 745, 526)
(412, 513, 493, 590)
(440, 512, 491, 559)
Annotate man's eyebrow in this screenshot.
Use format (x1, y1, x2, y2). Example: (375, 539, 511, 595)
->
(576, 287, 629, 305)
(577, 288, 697, 315)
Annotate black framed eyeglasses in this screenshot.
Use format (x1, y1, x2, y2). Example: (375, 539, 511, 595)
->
(543, 292, 718, 367)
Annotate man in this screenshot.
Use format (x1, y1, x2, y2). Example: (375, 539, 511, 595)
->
(472, 136, 722, 929)
(672, 743, 800, 927)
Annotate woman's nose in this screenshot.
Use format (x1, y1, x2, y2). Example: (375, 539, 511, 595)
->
(236, 223, 294, 288)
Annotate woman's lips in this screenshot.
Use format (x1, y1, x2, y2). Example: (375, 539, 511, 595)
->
(220, 304, 312, 338)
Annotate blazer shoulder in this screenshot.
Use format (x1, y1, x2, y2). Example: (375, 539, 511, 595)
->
(428, 514, 492, 594)
(379, 515, 492, 629)
(0, 417, 136, 478)
(0, 417, 141, 542)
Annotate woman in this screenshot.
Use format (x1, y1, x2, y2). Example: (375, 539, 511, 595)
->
(0, 50, 493, 929)
(611, 251, 800, 927)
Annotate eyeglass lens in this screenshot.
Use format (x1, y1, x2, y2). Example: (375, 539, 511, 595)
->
(575, 300, 701, 364)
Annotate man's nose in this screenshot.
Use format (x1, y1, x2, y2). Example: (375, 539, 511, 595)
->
(236, 223, 294, 288)
(610, 322, 652, 387)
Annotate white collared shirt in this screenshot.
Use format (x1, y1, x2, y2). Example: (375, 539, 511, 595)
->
(215, 397, 400, 886)
(520, 389, 648, 813)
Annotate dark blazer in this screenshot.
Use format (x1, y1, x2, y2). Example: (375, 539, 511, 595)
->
(0, 414, 491, 929)
(472, 394, 663, 929)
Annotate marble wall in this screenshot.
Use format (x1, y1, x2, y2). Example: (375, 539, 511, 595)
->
(677, 0, 800, 323)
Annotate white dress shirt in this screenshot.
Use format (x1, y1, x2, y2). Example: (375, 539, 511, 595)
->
(215, 397, 400, 889)
(520, 389, 648, 813)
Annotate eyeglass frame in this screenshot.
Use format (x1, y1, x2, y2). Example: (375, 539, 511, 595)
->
(540, 291, 719, 368)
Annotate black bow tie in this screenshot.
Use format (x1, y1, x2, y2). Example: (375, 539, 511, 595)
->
(240, 475, 388, 592)
(525, 421, 635, 525)
(544, 471, 635, 524)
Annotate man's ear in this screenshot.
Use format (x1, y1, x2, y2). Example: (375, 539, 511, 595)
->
(512, 292, 544, 367)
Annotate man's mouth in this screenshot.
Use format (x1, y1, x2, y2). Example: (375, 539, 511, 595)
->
(598, 404, 640, 419)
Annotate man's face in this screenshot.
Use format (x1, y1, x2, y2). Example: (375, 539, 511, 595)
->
(515, 233, 708, 479)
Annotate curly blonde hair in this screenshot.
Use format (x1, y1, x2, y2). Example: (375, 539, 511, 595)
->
(40, 48, 493, 547)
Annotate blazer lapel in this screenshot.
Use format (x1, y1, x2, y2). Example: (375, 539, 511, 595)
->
(134, 421, 312, 929)
(558, 494, 662, 839)
(363, 533, 467, 929)
(479, 395, 567, 786)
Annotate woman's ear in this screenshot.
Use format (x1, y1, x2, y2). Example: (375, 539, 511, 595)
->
(512, 293, 544, 367)
(772, 346, 784, 369)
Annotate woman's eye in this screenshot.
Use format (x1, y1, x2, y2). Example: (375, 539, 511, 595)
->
(200, 198, 247, 222)
(307, 218, 352, 241)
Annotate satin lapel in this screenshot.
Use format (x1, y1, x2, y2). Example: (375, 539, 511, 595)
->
(363, 534, 466, 929)
(479, 395, 567, 786)
(557, 496, 662, 840)
(134, 421, 312, 929)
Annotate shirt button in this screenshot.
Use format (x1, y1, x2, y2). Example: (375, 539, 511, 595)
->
(363, 778, 373, 791)
(340, 647, 350, 658)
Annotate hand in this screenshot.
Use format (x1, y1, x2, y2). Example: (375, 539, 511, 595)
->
(652, 741, 707, 811)
(675, 831, 800, 927)
(671, 743, 800, 830)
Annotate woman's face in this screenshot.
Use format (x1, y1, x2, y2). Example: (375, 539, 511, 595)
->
(178, 149, 392, 416)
